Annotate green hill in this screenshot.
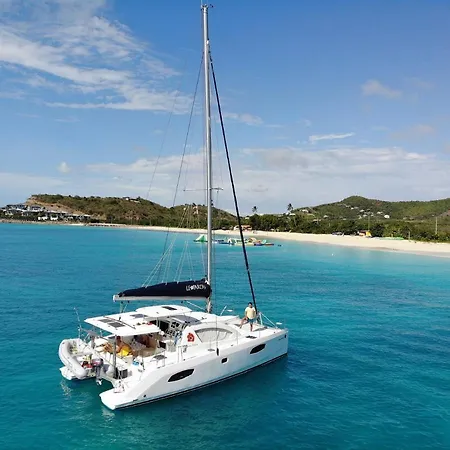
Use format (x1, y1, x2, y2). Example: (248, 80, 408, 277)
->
(27, 194, 236, 228)
(297, 195, 450, 220)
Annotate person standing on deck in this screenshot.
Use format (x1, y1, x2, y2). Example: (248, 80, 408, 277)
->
(240, 302, 257, 331)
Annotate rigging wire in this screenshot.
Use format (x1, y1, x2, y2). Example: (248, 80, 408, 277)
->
(209, 55, 259, 316)
(172, 54, 204, 209)
(210, 102, 224, 308)
(144, 58, 189, 202)
(155, 55, 204, 282)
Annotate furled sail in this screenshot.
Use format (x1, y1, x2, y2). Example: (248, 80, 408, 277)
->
(113, 279, 211, 302)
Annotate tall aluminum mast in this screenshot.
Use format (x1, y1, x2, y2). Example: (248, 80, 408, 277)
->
(202, 4, 213, 313)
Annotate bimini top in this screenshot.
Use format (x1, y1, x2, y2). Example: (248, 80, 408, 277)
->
(85, 311, 160, 337)
(113, 279, 211, 302)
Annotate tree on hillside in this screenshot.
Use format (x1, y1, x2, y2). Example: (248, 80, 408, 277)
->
(252, 205, 258, 214)
(287, 203, 293, 214)
(370, 222, 385, 238)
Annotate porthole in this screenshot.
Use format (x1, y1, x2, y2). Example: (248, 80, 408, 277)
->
(250, 344, 266, 354)
(168, 369, 194, 382)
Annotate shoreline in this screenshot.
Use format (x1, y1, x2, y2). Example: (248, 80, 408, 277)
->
(136, 226, 450, 258)
(3, 220, 450, 258)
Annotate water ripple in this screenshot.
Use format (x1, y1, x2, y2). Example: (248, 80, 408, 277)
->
(1, 224, 450, 449)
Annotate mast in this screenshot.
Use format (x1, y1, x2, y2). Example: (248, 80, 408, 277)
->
(202, 4, 213, 313)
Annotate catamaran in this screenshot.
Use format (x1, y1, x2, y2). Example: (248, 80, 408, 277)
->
(58, 5, 288, 410)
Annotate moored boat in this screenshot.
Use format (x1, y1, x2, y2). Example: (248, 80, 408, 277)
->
(58, 4, 288, 410)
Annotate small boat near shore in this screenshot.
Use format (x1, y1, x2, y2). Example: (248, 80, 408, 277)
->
(195, 234, 275, 246)
(246, 237, 275, 246)
(227, 237, 275, 246)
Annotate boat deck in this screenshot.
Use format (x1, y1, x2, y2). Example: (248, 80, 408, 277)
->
(227, 318, 269, 334)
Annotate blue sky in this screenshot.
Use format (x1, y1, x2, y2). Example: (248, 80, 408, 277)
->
(1, 0, 449, 213)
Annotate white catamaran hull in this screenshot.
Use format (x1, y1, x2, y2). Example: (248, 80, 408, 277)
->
(58, 5, 290, 411)
(100, 331, 288, 410)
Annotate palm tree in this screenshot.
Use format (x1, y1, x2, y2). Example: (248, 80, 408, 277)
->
(252, 205, 258, 214)
(286, 203, 295, 230)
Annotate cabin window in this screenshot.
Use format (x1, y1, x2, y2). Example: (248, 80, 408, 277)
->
(168, 369, 194, 382)
(250, 344, 266, 354)
(221, 358, 228, 364)
(158, 321, 169, 333)
(162, 306, 177, 311)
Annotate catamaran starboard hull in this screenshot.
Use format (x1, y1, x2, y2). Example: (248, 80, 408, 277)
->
(100, 331, 288, 410)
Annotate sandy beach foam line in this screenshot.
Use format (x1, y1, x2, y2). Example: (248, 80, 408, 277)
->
(85, 223, 450, 258)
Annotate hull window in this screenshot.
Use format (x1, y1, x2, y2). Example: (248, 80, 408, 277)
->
(250, 344, 266, 354)
(221, 358, 228, 364)
(168, 369, 194, 382)
(196, 327, 233, 343)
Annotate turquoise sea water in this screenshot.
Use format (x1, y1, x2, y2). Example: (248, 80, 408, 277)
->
(1, 223, 450, 450)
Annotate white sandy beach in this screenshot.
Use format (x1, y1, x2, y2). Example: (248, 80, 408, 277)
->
(85, 223, 450, 258)
(3, 219, 450, 257)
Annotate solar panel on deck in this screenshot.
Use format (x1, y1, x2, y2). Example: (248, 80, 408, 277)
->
(98, 318, 126, 328)
(108, 322, 126, 328)
(99, 318, 116, 324)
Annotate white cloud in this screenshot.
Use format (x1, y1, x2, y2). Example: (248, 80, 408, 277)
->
(410, 124, 434, 134)
(301, 119, 312, 127)
(233, 146, 450, 210)
(0, 0, 191, 112)
(0, 90, 25, 99)
(16, 112, 40, 118)
(361, 79, 402, 99)
(3, 144, 450, 212)
(390, 124, 435, 140)
(309, 132, 355, 143)
(67, 145, 448, 212)
(407, 77, 433, 90)
(222, 112, 263, 126)
(58, 162, 71, 173)
(0, 171, 67, 204)
(55, 117, 79, 123)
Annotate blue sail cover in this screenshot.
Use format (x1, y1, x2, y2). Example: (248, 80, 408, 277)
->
(114, 279, 211, 301)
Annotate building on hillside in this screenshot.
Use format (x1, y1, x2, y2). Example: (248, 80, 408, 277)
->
(0, 203, 92, 222)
